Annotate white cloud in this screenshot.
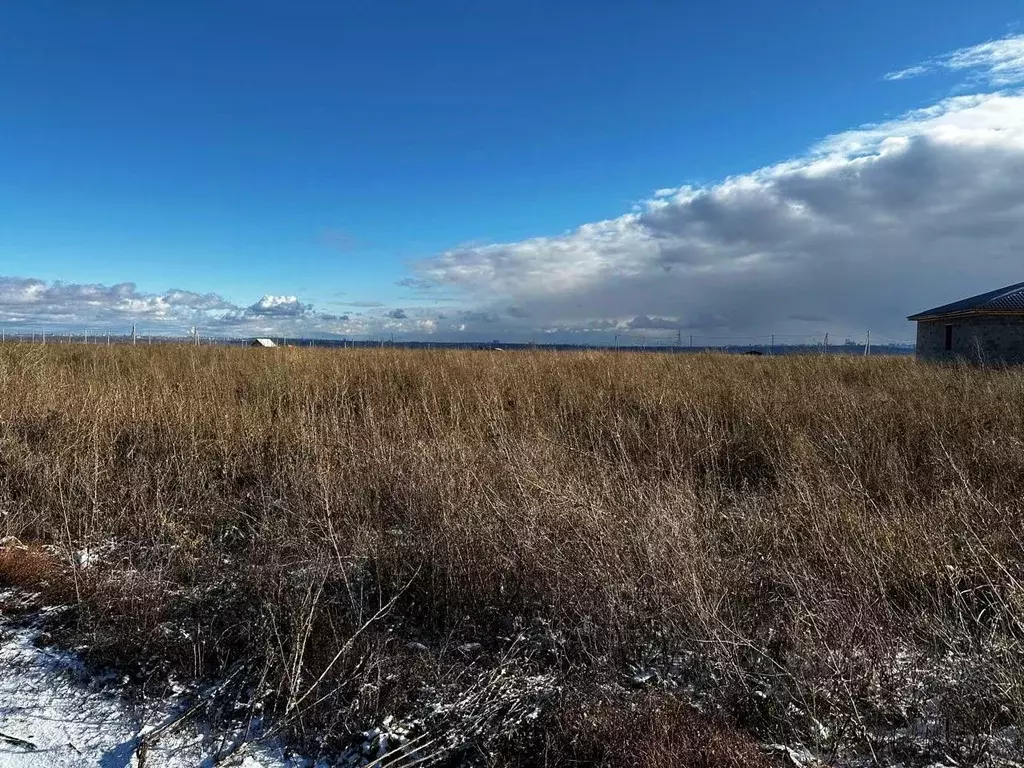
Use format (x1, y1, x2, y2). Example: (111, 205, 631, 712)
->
(7, 34, 1024, 346)
(0, 276, 466, 341)
(0, 279, 355, 337)
(408, 87, 1024, 342)
(885, 34, 1024, 86)
(246, 295, 313, 317)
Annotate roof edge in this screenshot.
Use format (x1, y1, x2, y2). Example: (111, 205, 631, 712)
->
(908, 309, 1024, 321)
(909, 281, 1024, 320)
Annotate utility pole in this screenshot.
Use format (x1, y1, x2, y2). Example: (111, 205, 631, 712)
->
(865, 330, 871, 357)
(131, 323, 137, 346)
(106, 332, 110, 346)
(771, 334, 775, 356)
(823, 332, 829, 355)
(676, 329, 682, 349)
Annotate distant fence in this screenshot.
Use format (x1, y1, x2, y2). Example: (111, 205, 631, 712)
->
(0, 329, 915, 356)
(602, 331, 913, 356)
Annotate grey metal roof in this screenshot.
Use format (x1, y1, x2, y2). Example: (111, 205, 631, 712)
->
(908, 282, 1024, 321)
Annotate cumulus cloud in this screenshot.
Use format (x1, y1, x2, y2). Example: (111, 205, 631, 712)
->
(0, 276, 439, 340)
(162, 289, 234, 311)
(7, 34, 1024, 346)
(0, 279, 226, 326)
(246, 295, 313, 317)
(403, 46, 1024, 343)
(0, 279, 361, 337)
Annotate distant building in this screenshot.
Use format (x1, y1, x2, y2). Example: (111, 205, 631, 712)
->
(250, 338, 277, 348)
(908, 282, 1024, 363)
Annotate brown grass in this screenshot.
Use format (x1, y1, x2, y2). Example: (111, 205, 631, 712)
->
(0, 343, 1021, 765)
(0, 543, 64, 594)
(539, 690, 774, 768)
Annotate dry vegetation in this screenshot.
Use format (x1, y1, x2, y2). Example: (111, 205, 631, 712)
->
(0, 344, 1021, 766)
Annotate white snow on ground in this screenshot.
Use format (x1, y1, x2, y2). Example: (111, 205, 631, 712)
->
(0, 612, 303, 767)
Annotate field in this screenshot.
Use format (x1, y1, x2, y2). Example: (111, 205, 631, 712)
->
(0, 344, 1021, 766)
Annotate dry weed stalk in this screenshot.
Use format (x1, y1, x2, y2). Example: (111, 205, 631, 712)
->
(0, 344, 1020, 765)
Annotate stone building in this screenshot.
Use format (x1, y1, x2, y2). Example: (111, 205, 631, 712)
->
(908, 282, 1024, 363)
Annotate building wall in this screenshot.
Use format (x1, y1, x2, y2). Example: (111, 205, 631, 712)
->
(917, 315, 1024, 363)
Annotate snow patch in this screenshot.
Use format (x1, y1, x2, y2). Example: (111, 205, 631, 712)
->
(0, 610, 300, 767)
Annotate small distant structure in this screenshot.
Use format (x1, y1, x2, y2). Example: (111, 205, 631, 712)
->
(250, 338, 277, 348)
(908, 281, 1024, 363)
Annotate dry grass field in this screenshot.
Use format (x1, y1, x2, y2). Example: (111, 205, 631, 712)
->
(0, 344, 1021, 766)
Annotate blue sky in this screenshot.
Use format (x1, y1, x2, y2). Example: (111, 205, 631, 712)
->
(2, 2, 1024, 341)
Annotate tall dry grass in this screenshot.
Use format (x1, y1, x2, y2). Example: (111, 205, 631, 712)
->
(0, 344, 1021, 765)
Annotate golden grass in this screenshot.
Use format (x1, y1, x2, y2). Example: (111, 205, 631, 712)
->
(0, 343, 1020, 764)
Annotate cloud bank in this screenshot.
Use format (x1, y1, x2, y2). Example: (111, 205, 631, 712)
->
(402, 35, 1024, 343)
(0, 279, 355, 337)
(5, 34, 1024, 344)
(0, 278, 448, 340)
